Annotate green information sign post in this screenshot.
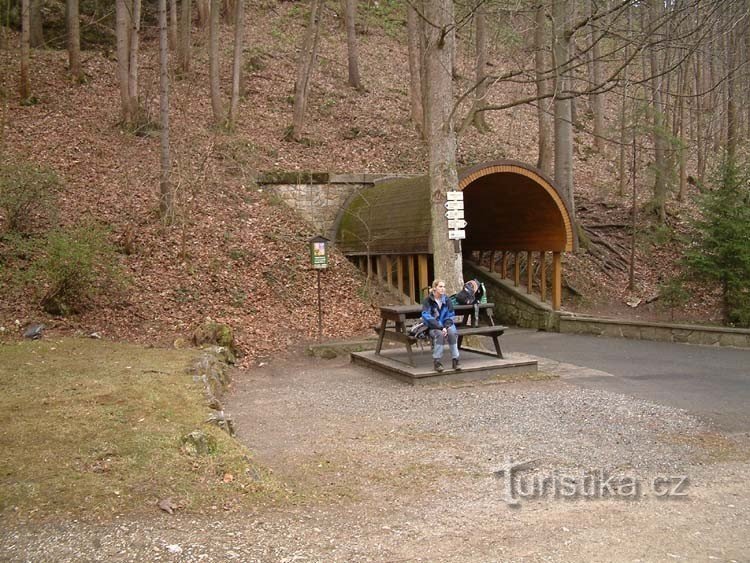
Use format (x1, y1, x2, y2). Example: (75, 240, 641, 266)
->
(309, 236, 329, 340)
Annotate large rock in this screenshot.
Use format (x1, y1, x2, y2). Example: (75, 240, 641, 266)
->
(192, 321, 238, 358)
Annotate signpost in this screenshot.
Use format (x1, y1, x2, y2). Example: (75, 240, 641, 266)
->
(445, 191, 467, 242)
(309, 235, 329, 340)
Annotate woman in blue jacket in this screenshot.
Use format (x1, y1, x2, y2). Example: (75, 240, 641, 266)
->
(421, 279, 461, 372)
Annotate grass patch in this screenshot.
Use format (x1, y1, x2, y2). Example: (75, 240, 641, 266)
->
(0, 338, 280, 523)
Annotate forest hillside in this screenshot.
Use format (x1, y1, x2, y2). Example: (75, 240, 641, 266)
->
(0, 1, 738, 363)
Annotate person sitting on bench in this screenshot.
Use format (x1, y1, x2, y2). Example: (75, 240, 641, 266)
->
(421, 279, 461, 373)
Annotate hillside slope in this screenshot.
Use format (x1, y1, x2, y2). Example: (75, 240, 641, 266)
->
(0, 4, 722, 361)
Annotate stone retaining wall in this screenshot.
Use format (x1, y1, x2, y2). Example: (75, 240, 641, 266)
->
(257, 172, 406, 238)
(559, 315, 750, 348)
(463, 262, 559, 331)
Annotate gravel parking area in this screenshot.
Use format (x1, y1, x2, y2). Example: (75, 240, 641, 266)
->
(2, 349, 749, 562)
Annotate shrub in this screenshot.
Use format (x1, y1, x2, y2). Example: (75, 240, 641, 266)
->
(26, 223, 126, 316)
(0, 161, 59, 235)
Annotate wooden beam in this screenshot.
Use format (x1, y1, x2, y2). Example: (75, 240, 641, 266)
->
(367, 255, 372, 279)
(526, 251, 533, 293)
(552, 251, 562, 310)
(385, 256, 393, 288)
(514, 252, 520, 286)
(358, 256, 365, 273)
(501, 252, 509, 278)
(396, 256, 405, 301)
(408, 255, 416, 304)
(540, 251, 547, 303)
(490, 251, 496, 273)
(418, 254, 429, 300)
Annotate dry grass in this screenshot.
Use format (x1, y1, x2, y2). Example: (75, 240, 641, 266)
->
(0, 338, 282, 523)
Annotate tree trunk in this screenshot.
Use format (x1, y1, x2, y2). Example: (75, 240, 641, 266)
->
(178, 0, 192, 73)
(534, 3, 552, 175)
(20, 0, 31, 100)
(725, 11, 737, 164)
(471, 0, 489, 133)
(30, 0, 43, 47)
(128, 0, 142, 122)
(209, 0, 224, 123)
(196, 0, 209, 29)
(158, 0, 174, 223)
(343, 0, 362, 90)
(66, 0, 83, 82)
(587, 0, 605, 153)
(227, 0, 244, 128)
(290, 0, 323, 141)
(115, 0, 131, 123)
(169, 0, 178, 50)
(647, 0, 667, 224)
(424, 0, 463, 290)
(552, 0, 575, 219)
(406, 0, 424, 137)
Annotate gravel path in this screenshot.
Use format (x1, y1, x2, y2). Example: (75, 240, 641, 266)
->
(2, 350, 748, 562)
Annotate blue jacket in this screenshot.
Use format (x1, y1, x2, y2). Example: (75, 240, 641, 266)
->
(421, 293, 455, 330)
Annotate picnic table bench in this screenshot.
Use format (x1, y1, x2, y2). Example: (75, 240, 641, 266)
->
(374, 302, 508, 367)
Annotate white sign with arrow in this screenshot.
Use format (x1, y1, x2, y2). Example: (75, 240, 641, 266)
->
(448, 229, 466, 240)
(446, 191, 464, 201)
(445, 209, 464, 220)
(448, 219, 468, 230)
(444, 200, 464, 210)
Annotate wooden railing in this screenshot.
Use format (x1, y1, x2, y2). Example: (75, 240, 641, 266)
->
(469, 250, 562, 310)
(351, 249, 563, 310)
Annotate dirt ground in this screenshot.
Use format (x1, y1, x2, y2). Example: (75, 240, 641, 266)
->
(2, 349, 749, 562)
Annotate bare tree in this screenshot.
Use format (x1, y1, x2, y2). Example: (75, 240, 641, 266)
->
(115, 0, 131, 122)
(289, 0, 323, 141)
(128, 0, 142, 121)
(208, 0, 224, 123)
(470, 0, 489, 132)
(424, 0, 463, 289)
(169, 0, 178, 50)
(586, 0, 605, 153)
(20, 0, 31, 101)
(647, 0, 667, 224)
(552, 0, 575, 218)
(227, 0, 245, 129)
(66, 0, 83, 82)
(178, 0, 192, 73)
(30, 0, 43, 47)
(158, 0, 174, 223)
(406, 0, 425, 137)
(343, 0, 362, 90)
(534, 2, 553, 174)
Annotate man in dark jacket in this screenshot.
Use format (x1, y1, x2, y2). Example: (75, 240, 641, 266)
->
(421, 279, 460, 372)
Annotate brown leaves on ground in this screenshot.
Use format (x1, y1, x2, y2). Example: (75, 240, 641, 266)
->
(0, 5, 722, 360)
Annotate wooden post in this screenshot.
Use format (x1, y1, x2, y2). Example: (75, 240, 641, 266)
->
(418, 254, 429, 300)
(490, 250, 496, 272)
(367, 255, 372, 279)
(552, 251, 562, 310)
(540, 251, 547, 303)
(514, 252, 521, 286)
(385, 256, 393, 288)
(358, 255, 365, 273)
(375, 255, 383, 281)
(396, 256, 405, 301)
(526, 251, 533, 293)
(408, 255, 416, 304)
(501, 252, 509, 278)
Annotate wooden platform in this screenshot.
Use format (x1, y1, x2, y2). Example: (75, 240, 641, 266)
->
(351, 346, 538, 386)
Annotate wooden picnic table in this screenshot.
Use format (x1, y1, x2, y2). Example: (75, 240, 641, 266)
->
(374, 302, 507, 367)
